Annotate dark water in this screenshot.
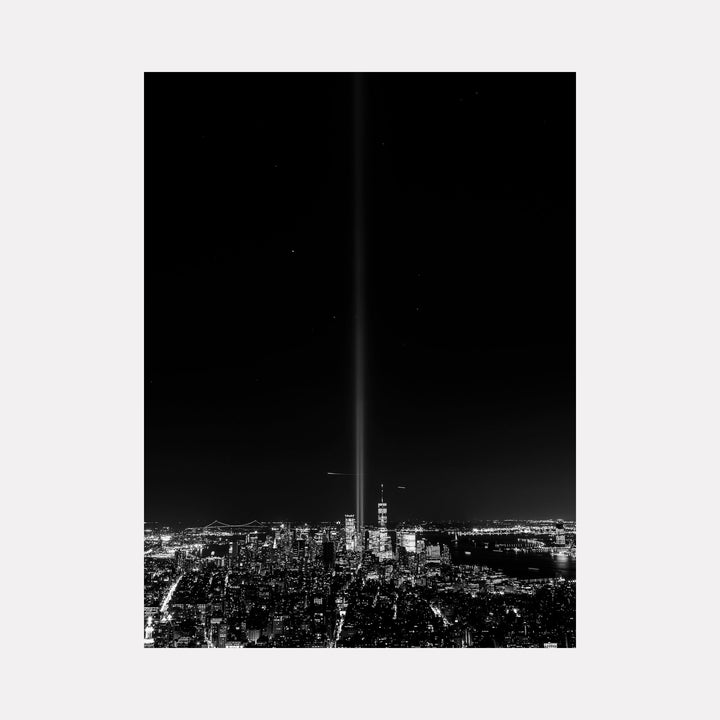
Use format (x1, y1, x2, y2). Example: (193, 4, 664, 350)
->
(423, 534, 575, 579)
(450, 546, 575, 579)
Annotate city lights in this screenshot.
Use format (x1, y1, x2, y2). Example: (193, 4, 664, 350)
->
(145, 506, 575, 648)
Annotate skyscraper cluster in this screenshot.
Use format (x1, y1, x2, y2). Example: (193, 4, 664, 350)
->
(344, 485, 395, 560)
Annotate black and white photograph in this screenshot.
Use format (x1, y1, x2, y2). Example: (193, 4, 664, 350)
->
(5, 3, 718, 718)
(145, 72, 576, 648)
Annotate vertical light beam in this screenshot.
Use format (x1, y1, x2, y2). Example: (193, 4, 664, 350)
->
(353, 73, 365, 531)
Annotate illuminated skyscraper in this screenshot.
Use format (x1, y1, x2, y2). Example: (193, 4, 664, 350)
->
(427, 544, 441, 563)
(555, 520, 566, 547)
(217, 622, 228, 648)
(344, 514, 357, 551)
(368, 528, 380, 553)
(378, 484, 387, 529)
(398, 531, 416, 554)
(378, 484, 390, 559)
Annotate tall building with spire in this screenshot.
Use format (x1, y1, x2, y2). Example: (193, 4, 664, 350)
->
(378, 484, 391, 559)
(378, 484, 387, 529)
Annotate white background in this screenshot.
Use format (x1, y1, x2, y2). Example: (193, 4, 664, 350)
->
(2, 1, 719, 718)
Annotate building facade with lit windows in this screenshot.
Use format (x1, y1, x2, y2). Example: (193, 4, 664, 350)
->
(344, 514, 357, 551)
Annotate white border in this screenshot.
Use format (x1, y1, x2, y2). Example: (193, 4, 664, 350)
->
(3, 2, 718, 718)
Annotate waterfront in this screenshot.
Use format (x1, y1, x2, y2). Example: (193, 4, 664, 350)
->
(450, 546, 575, 579)
(423, 534, 576, 579)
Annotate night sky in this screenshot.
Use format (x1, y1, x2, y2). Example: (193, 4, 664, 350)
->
(145, 73, 575, 526)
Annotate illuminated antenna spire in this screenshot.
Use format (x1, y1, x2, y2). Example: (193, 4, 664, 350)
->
(380, 483, 384, 503)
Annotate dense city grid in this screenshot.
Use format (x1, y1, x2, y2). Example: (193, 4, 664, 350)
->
(144, 496, 575, 648)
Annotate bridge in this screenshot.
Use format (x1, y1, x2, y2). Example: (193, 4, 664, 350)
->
(182, 519, 273, 533)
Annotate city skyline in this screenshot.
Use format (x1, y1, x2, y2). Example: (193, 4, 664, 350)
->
(147, 488, 574, 530)
(145, 500, 576, 649)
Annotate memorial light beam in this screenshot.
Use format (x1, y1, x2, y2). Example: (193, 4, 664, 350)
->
(353, 72, 366, 532)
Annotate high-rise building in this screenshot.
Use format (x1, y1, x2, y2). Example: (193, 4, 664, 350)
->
(427, 544, 441, 563)
(293, 538, 306, 558)
(378, 484, 387, 530)
(228, 540, 241, 568)
(272, 614, 285, 637)
(398, 531, 417, 554)
(368, 528, 380, 554)
(555, 520, 566, 547)
(344, 514, 357, 551)
(441, 544, 451, 565)
(377, 484, 391, 559)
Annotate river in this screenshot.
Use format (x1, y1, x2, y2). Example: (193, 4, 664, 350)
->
(422, 533, 575, 579)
